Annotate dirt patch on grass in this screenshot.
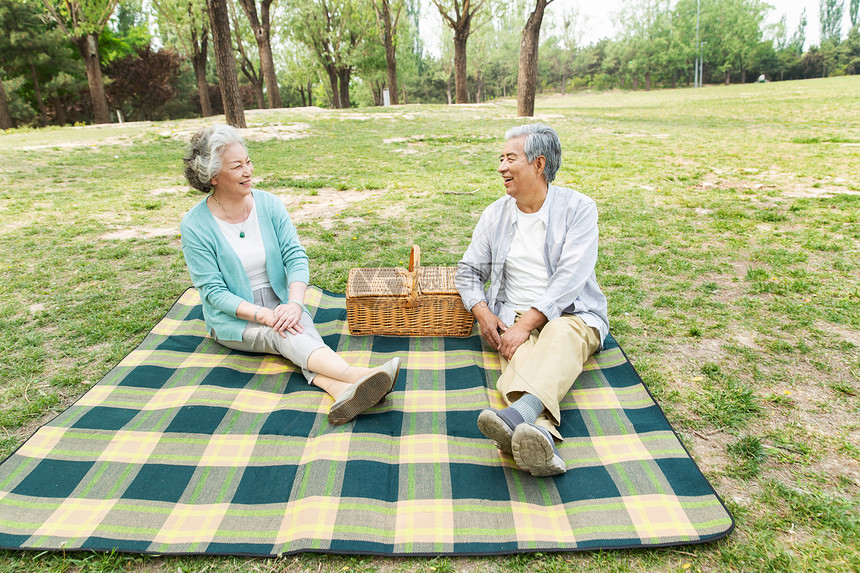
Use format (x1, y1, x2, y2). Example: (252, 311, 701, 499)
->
(160, 121, 311, 143)
(100, 227, 178, 240)
(0, 217, 34, 236)
(697, 170, 859, 198)
(276, 187, 385, 228)
(149, 186, 185, 196)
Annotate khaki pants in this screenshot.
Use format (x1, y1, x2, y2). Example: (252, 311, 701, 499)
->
(497, 314, 601, 441)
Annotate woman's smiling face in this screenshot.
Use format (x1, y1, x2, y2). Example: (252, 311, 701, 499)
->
(211, 142, 253, 197)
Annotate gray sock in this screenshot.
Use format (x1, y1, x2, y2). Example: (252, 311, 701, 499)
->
(507, 393, 544, 424)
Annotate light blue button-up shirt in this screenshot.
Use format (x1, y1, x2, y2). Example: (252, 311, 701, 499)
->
(455, 185, 609, 348)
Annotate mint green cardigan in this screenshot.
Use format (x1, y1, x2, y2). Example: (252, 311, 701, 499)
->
(180, 189, 310, 341)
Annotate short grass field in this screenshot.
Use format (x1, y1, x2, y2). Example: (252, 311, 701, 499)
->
(0, 75, 857, 572)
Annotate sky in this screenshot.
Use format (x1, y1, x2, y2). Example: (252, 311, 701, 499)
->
(420, 0, 852, 56)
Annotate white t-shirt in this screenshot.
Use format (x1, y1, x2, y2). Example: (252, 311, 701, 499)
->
(213, 201, 271, 289)
(503, 209, 548, 312)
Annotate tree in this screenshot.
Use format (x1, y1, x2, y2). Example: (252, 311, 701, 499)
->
(433, 0, 487, 104)
(41, 0, 119, 123)
(691, 0, 766, 84)
(792, 8, 808, 51)
(557, 6, 585, 94)
(517, 0, 553, 116)
(1, 0, 60, 125)
(820, 0, 845, 43)
(616, 0, 675, 90)
(851, 0, 859, 28)
(371, 0, 403, 104)
(152, 0, 213, 116)
(105, 45, 181, 120)
(207, 0, 246, 126)
(230, 0, 265, 108)
(0, 74, 12, 128)
(274, 29, 321, 107)
(236, 0, 281, 108)
(290, 0, 368, 109)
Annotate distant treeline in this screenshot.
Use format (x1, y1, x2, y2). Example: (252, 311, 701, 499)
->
(1, 0, 858, 128)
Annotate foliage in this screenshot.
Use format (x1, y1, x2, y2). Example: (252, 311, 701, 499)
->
(288, 0, 372, 108)
(0, 0, 86, 126)
(2, 0, 860, 123)
(100, 0, 152, 63)
(105, 44, 182, 120)
(820, 0, 846, 44)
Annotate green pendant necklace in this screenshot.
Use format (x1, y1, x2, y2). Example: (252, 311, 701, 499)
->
(212, 195, 249, 238)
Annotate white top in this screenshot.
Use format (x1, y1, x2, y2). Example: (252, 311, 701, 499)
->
(213, 201, 271, 290)
(503, 208, 548, 312)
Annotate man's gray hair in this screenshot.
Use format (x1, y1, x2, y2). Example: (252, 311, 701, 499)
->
(505, 123, 562, 184)
(183, 125, 248, 193)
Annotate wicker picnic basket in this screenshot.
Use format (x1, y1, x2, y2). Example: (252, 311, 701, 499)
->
(346, 245, 475, 337)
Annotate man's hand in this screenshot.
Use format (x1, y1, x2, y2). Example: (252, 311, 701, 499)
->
(498, 322, 530, 361)
(472, 302, 507, 350)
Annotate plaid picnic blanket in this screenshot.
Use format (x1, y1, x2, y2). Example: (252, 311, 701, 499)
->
(0, 287, 732, 556)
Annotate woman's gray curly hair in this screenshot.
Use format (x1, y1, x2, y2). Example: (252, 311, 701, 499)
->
(505, 123, 562, 184)
(183, 125, 248, 193)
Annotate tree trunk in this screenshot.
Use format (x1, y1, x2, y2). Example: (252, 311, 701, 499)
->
(252, 81, 264, 108)
(475, 69, 483, 103)
(645, 70, 651, 90)
(307, 79, 312, 106)
(401, 83, 406, 104)
(725, 70, 731, 85)
(255, 32, 281, 108)
(337, 67, 351, 108)
(299, 86, 307, 107)
(517, 0, 550, 117)
(446, 73, 452, 104)
(561, 73, 568, 95)
(74, 33, 111, 124)
(632, 77, 639, 90)
(371, 80, 381, 106)
(236, 0, 282, 108)
(191, 26, 213, 116)
(384, 41, 398, 105)
(377, 0, 399, 105)
(741, 69, 746, 83)
(28, 61, 48, 126)
(325, 66, 340, 108)
(51, 96, 68, 125)
(208, 0, 246, 127)
(0, 78, 12, 129)
(453, 32, 469, 104)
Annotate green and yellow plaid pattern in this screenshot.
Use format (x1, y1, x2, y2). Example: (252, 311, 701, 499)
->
(0, 288, 732, 555)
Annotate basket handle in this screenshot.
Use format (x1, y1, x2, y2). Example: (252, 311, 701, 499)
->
(406, 244, 420, 307)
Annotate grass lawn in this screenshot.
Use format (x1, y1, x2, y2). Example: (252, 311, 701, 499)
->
(0, 75, 857, 572)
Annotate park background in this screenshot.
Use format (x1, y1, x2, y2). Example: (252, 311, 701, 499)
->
(0, 0, 858, 572)
(0, 0, 859, 126)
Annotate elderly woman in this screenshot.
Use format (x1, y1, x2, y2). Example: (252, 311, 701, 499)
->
(181, 125, 400, 425)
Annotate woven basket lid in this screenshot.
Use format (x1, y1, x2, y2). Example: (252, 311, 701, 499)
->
(346, 267, 459, 297)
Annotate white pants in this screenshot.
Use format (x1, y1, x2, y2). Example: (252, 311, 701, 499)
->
(213, 287, 327, 383)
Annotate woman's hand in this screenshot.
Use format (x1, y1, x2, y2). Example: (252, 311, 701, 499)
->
(270, 302, 304, 336)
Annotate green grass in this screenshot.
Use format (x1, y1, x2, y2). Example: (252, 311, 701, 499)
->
(0, 76, 858, 571)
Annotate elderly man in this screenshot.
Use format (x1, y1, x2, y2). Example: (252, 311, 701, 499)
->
(455, 124, 609, 477)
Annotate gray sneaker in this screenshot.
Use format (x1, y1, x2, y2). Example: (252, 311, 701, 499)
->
(477, 408, 524, 454)
(511, 423, 566, 477)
